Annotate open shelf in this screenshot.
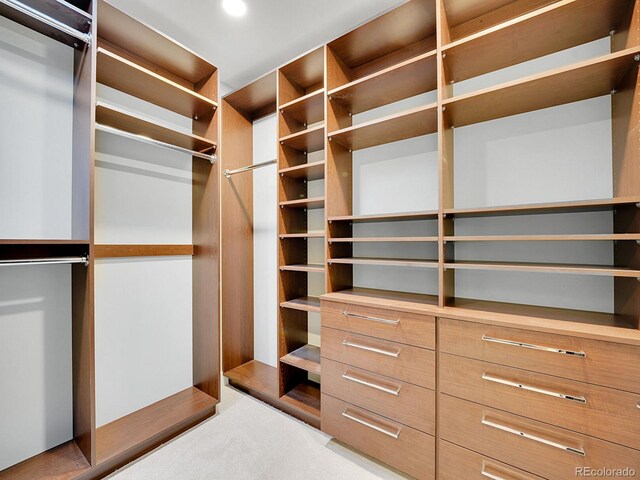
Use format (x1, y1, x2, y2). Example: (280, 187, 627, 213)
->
(329, 104, 438, 150)
(96, 387, 216, 466)
(279, 264, 325, 273)
(94, 244, 194, 258)
(280, 296, 321, 313)
(279, 125, 324, 152)
(445, 261, 640, 278)
(279, 232, 325, 239)
(280, 89, 324, 126)
(328, 210, 439, 223)
(442, 47, 640, 127)
(280, 381, 321, 419)
(330, 236, 438, 243)
(328, 51, 437, 114)
(96, 102, 216, 153)
(442, 0, 630, 83)
(328, 258, 439, 268)
(279, 197, 325, 209)
(444, 196, 640, 217)
(279, 47, 325, 104)
(445, 234, 640, 242)
(96, 47, 218, 119)
(322, 287, 439, 314)
(224, 71, 277, 121)
(279, 160, 325, 181)
(280, 345, 321, 375)
(0, 440, 90, 480)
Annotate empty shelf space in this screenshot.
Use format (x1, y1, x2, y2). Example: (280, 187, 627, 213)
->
(328, 258, 439, 268)
(96, 102, 216, 153)
(322, 287, 439, 313)
(279, 89, 325, 125)
(280, 381, 321, 419)
(443, 0, 630, 82)
(280, 345, 321, 375)
(329, 104, 438, 150)
(225, 360, 279, 398)
(445, 234, 640, 242)
(96, 47, 218, 119)
(279, 160, 325, 180)
(94, 244, 194, 258)
(279, 264, 325, 273)
(328, 210, 438, 223)
(96, 387, 217, 466)
(445, 261, 640, 278)
(280, 232, 325, 239)
(280, 296, 321, 312)
(444, 196, 640, 217)
(330, 236, 438, 243)
(279, 197, 325, 209)
(0, 440, 90, 480)
(328, 51, 438, 114)
(224, 71, 277, 121)
(442, 48, 640, 127)
(279, 125, 324, 152)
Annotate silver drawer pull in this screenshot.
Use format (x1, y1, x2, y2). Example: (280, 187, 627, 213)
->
(482, 418, 586, 457)
(342, 339, 400, 357)
(342, 409, 400, 439)
(342, 311, 400, 325)
(482, 335, 586, 357)
(482, 373, 587, 404)
(481, 469, 506, 480)
(342, 372, 401, 396)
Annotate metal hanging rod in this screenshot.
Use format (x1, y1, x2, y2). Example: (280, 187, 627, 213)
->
(96, 124, 217, 163)
(0, 0, 92, 45)
(0, 256, 89, 267)
(224, 159, 276, 178)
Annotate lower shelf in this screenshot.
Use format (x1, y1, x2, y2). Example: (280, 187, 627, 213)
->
(280, 345, 321, 374)
(280, 381, 321, 418)
(0, 440, 90, 480)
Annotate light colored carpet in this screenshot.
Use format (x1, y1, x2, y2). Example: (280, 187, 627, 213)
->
(106, 383, 409, 480)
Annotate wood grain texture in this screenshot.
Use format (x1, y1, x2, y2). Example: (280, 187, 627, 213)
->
(445, 260, 640, 277)
(94, 244, 194, 258)
(0, 441, 90, 480)
(279, 47, 325, 99)
(280, 345, 321, 374)
(279, 125, 325, 152)
(328, 257, 439, 268)
(223, 71, 277, 122)
(279, 160, 326, 180)
(328, 211, 438, 222)
(279, 89, 325, 126)
(278, 197, 325, 209)
(280, 296, 321, 312)
(321, 288, 439, 315)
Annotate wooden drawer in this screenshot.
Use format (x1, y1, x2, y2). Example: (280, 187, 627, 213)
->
(440, 353, 640, 450)
(439, 440, 544, 480)
(322, 300, 435, 349)
(440, 317, 640, 393)
(322, 393, 435, 480)
(440, 395, 640, 480)
(321, 326, 435, 389)
(321, 358, 435, 434)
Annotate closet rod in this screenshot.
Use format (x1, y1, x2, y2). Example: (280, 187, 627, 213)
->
(0, 0, 92, 45)
(224, 159, 276, 178)
(96, 124, 217, 163)
(0, 256, 89, 267)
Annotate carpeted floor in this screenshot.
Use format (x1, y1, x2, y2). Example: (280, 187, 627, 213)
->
(106, 382, 408, 479)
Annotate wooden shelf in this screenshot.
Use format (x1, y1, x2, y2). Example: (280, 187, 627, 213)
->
(445, 234, 640, 242)
(328, 211, 439, 223)
(224, 71, 277, 121)
(330, 236, 438, 243)
(279, 232, 325, 239)
(279, 197, 325, 209)
(96, 102, 216, 153)
(280, 381, 321, 419)
(96, 47, 218, 119)
(280, 296, 321, 313)
(0, 440, 90, 480)
(328, 51, 438, 114)
(328, 258, 439, 268)
(225, 360, 278, 397)
(443, 48, 640, 127)
(280, 47, 325, 93)
(280, 89, 325, 126)
(280, 345, 321, 375)
(279, 125, 324, 152)
(322, 287, 439, 315)
(444, 196, 640, 217)
(329, 104, 438, 150)
(96, 387, 216, 466)
(279, 160, 325, 180)
(445, 261, 640, 278)
(94, 244, 194, 258)
(279, 264, 325, 273)
(443, 0, 630, 83)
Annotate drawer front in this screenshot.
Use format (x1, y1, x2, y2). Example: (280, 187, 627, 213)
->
(440, 394, 640, 480)
(322, 393, 435, 480)
(322, 300, 435, 349)
(322, 358, 435, 434)
(440, 353, 640, 450)
(440, 317, 640, 393)
(321, 326, 435, 389)
(439, 440, 544, 480)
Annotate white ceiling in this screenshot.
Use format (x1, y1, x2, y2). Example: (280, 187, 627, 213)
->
(107, 0, 405, 93)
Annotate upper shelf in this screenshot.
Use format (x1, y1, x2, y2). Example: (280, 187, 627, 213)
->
(224, 71, 277, 122)
(280, 89, 324, 126)
(442, 0, 630, 82)
(279, 125, 325, 152)
(279, 160, 325, 181)
(328, 211, 438, 223)
(442, 48, 640, 127)
(96, 46, 218, 119)
(329, 104, 438, 150)
(446, 261, 640, 278)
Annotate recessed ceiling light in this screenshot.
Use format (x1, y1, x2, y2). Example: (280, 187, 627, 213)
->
(222, 0, 247, 17)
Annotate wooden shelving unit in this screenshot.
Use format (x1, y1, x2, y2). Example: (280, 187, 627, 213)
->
(445, 234, 640, 242)
(279, 124, 325, 152)
(329, 236, 438, 243)
(328, 257, 439, 268)
(280, 296, 321, 312)
(444, 261, 640, 278)
(279, 264, 325, 273)
(328, 210, 439, 222)
(280, 345, 321, 375)
(279, 160, 326, 180)
(279, 88, 324, 125)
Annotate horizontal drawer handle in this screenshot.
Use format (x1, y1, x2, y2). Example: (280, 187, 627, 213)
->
(342, 311, 400, 325)
(481, 469, 506, 480)
(342, 409, 400, 439)
(482, 373, 587, 404)
(342, 339, 400, 357)
(342, 372, 401, 396)
(482, 335, 586, 358)
(482, 418, 585, 457)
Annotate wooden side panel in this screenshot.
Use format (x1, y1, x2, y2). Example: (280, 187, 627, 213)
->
(220, 100, 254, 372)
(612, 0, 640, 52)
